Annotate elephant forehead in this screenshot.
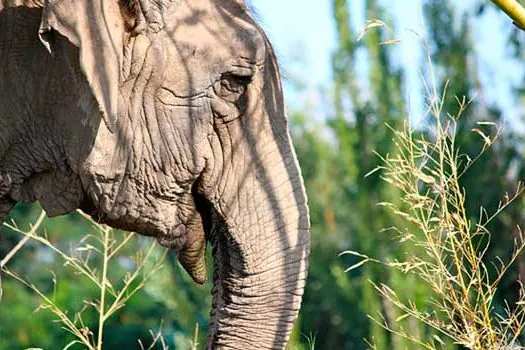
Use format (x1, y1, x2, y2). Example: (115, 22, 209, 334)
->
(163, 1, 266, 65)
(158, 39, 215, 94)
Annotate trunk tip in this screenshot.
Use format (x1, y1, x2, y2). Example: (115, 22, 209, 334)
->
(179, 243, 208, 285)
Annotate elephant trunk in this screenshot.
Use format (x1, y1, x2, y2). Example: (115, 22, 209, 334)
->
(201, 57, 310, 349)
(206, 148, 309, 348)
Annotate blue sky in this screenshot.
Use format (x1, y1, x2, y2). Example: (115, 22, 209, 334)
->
(251, 1, 424, 86)
(250, 0, 428, 119)
(250, 1, 524, 126)
(251, 0, 336, 90)
(250, 0, 435, 121)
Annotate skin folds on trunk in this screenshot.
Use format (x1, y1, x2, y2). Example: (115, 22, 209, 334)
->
(201, 54, 310, 349)
(207, 163, 309, 349)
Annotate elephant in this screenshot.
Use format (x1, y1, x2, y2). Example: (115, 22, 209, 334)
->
(0, 0, 310, 348)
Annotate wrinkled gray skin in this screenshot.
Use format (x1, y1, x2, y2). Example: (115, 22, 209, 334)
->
(0, 0, 310, 348)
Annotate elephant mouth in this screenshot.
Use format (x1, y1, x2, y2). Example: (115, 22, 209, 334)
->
(184, 177, 247, 286)
(192, 181, 214, 242)
(166, 178, 217, 285)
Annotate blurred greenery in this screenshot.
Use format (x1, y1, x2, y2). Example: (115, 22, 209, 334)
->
(2, 1, 525, 349)
(0, 205, 212, 349)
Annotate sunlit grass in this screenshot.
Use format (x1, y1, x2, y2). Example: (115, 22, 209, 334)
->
(345, 84, 525, 349)
(337, 17, 525, 348)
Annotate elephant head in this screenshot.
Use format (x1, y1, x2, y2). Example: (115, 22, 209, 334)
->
(0, 0, 310, 348)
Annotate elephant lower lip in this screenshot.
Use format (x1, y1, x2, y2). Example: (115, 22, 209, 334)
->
(170, 224, 186, 237)
(157, 224, 187, 251)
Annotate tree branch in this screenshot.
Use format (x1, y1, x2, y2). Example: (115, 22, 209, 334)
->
(491, 0, 525, 31)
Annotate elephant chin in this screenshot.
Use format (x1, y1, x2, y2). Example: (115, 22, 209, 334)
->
(160, 220, 208, 285)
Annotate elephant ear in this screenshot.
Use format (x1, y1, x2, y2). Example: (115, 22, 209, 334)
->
(38, 0, 126, 133)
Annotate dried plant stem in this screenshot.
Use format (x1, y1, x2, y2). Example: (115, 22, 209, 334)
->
(97, 226, 111, 350)
(190, 323, 200, 350)
(0, 211, 46, 268)
(1, 236, 30, 268)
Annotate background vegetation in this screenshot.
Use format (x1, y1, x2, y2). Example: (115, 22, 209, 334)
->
(3, 0, 525, 348)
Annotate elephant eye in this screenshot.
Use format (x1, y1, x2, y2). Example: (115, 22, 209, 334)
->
(219, 73, 252, 96)
(212, 71, 254, 120)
